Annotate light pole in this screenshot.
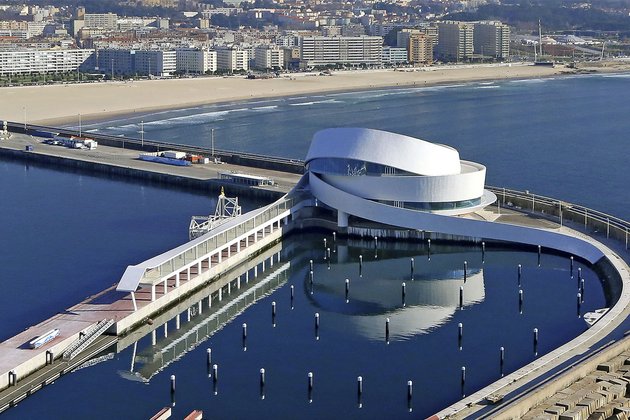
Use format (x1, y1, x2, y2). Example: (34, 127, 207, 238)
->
(211, 128, 215, 158)
(140, 120, 145, 148)
(111, 58, 114, 81)
(23, 106, 26, 130)
(78, 113, 82, 137)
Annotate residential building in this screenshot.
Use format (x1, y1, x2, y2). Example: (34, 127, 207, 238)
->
(473, 21, 510, 59)
(254, 45, 284, 69)
(300, 36, 382, 67)
(135, 50, 176, 76)
(408, 32, 433, 64)
(382, 46, 407, 64)
(84, 13, 118, 30)
(96, 48, 134, 75)
(436, 21, 474, 62)
(282, 46, 300, 69)
(0, 48, 94, 75)
(176, 49, 217, 73)
(397, 29, 419, 50)
(216, 47, 249, 72)
(0, 21, 47, 39)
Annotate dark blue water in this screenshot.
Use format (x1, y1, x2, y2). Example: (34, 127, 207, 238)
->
(0, 160, 263, 341)
(2, 235, 605, 419)
(83, 73, 630, 220)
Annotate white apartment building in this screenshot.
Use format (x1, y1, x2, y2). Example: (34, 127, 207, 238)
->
(216, 48, 249, 72)
(0, 48, 94, 75)
(0, 30, 28, 39)
(176, 49, 217, 73)
(254, 45, 284, 69)
(134, 50, 176, 76)
(0, 21, 46, 39)
(382, 46, 408, 64)
(300, 36, 383, 66)
(473, 21, 510, 59)
(84, 13, 118, 29)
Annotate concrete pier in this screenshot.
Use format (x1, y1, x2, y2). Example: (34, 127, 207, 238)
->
(0, 133, 302, 201)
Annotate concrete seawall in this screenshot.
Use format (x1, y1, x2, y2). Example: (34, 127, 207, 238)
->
(7, 122, 306, 175)
(0, 147, 286, 201)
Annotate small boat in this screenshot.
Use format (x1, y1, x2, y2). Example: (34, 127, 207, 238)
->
(29, 328, 60, 349)
(583, 308, 609, 327)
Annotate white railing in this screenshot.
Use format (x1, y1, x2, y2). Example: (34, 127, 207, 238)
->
(488, 186, 629, 250)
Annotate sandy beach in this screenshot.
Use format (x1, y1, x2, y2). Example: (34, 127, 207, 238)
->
(0, 61, 626, 126)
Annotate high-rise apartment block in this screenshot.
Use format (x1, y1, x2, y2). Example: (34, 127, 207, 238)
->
(408, 33, 433, 64)
(473, 21, 510, 59)
(0, 49, 94, 75)
(436, 21, 474, 62)
(216, 48, 249, 72)
(134, 50, 176, 76)
(176, 49, 217, 74)
(300, 36, 382, 66)
(254, 45, 284, 69)
(84, 13, 118, 30)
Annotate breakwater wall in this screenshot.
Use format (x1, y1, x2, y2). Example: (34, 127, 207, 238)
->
(8, 122, 305, 175)
(0, 146, 285, 201)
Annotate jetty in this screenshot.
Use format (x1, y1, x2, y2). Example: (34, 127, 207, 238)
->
(0, 125, 303, 201)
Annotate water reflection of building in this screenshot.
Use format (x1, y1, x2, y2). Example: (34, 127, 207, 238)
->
(116, 243, 289, 382)
(308, 254, 485, 341)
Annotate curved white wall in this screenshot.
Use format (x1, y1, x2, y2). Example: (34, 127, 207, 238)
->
(306, 128, 462, 176)
(321, 168, 486, 203)
(306, 128, 493, 216)
(309, 173, 605, 263)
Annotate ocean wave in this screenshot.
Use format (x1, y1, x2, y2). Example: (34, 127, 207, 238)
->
(144, 108, 249, 126)
(601, 73, 630, 79)
(510, 78, 547, 84)
(252, 105, 279, 111)
(289, 99, 340, 106)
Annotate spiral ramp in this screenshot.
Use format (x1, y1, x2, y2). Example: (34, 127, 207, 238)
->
(304, 128, 605, 263)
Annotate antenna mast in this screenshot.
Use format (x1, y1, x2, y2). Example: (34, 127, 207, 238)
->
(538, 19, 543, 58)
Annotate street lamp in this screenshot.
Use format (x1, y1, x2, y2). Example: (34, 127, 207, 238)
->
(23, 106, 26, 130)
(78, 113, 82, 137)
(139, 120, 145, 148)
(211, 128, 215, 158)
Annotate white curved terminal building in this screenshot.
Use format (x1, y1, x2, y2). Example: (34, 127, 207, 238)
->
(306, 127, 496, 227)
(305, 128, 605, 262)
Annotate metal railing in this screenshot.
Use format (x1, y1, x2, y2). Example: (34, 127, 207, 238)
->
(62, 319, 114, 360)
(142, 194, 298, 285)
(8, 122, 305, 174)
(488, 186, 629, 250)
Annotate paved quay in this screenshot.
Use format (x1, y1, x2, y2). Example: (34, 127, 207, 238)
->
(436, 203, 630, 419)
(0, 133, 302, 197)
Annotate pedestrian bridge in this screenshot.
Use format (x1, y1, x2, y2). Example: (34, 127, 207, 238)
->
(115, 189, 310, 334)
